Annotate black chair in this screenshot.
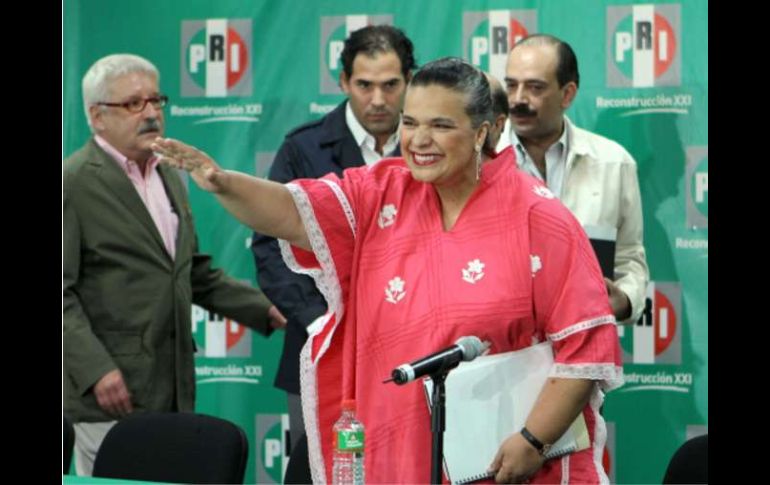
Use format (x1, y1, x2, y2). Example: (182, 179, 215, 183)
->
(63, 415, 75, 473)
(93, 412, 249, 484)
(662, 434, 708, 484)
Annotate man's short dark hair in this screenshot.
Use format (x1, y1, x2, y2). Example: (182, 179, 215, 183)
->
(514, 34, 580, 88)
(490, 79, 509, 118)
(341, 25, 416, 79)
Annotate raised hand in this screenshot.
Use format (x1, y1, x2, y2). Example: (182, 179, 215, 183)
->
(152, 137, 226, 193)
(153, 137, 309, 250)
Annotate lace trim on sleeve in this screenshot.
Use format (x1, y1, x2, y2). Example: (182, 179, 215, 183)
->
(547, 315, 616, 342)
(320, 178, 356, 237)
(549, 363, 624, 391)
(278, 182, 348, 360)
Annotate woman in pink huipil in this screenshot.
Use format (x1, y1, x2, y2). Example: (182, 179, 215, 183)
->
(154, 57, 623, 484)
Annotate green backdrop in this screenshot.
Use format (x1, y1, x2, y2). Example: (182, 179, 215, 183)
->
(63, 1, 707, 483)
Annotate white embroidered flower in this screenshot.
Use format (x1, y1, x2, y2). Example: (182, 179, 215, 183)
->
(377, 203, 398, 228)
(530, 255, 542, 276)
(533, 185, 555, 199)
(385, 277, 406, 304)
(462, 259, 486, 284)
(468, 259, 485, 273)
(388, 277, 405, 293)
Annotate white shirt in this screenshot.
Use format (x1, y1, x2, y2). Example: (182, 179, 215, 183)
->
(94, 135, 179, 259)
(497, 117, 649, 324)
(345, 102, 399, 165)
(509, 121, 569, 199)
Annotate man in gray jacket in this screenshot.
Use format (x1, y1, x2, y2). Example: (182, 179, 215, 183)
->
(63, 53, 285, 475)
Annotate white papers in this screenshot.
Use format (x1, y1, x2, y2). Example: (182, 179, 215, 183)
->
(424, 342, 589, 484)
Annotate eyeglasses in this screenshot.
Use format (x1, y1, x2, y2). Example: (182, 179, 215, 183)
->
(97, 95, 169, 113)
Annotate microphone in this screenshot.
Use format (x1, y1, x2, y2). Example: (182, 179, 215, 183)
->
(385, 336, 489, 385)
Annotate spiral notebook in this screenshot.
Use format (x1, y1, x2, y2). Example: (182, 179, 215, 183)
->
(423, 342, 590, 484)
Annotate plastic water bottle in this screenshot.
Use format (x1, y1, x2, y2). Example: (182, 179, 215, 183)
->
(332, 399, 365, 485)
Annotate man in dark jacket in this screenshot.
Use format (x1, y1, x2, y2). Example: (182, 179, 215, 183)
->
(251, 25, 416, 458)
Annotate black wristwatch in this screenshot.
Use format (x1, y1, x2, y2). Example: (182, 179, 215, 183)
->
(520, 426, 552, 456)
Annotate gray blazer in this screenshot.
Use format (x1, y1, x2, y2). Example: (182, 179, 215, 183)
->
(64, 138, 273, 422)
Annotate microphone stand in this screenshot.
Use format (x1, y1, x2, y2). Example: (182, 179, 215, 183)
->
(429, 356, 462, 485)
(386, 342, 486, 483)
(429, 369, 448, 485)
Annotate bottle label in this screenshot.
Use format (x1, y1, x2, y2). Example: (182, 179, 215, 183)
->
(336, 430, 365, 451)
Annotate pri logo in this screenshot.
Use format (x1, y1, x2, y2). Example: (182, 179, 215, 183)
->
(191, 305, 251, 358)
(320, 15, 393, 95)
(618, 282, 681, 364)
(463, 10, 537, 83)
(607, 4, 681, 87)
(686, 146, 708, 229)
(181, 19, 252, 97)
(256, 414, 290, 484)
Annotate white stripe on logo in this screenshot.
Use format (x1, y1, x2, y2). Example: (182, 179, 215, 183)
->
(488, 10, 510, 82)
(206, 19, 227, 97)
(346, 15, 368, 36)
(633, 5, 654, 87)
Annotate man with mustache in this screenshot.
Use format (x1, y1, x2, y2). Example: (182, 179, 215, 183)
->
(500, 34, 649, 325)
(250, 25, 415, 479)
(63, 53, 286, 476)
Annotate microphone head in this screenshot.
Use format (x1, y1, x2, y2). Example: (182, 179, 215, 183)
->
(391, 365, 412, 385)
(454, 336, 488, 362)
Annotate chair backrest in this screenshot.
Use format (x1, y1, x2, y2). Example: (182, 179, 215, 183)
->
(662, 434, 708, 484)
(92, 412, 249, 484)
(63, 415, 75, 473)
